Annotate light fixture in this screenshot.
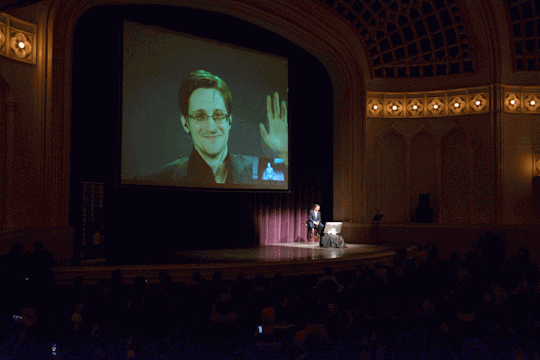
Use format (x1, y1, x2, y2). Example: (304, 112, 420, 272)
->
(18, 41, 25, 49)
(412, 105, 418, 110)
(531, 100, 536, 106)
(392, 105, 397, 111)
(373, 105, 378, 110)
(454, 103, 459, 108)
(510, 100, 515, 105)
(475, 100, 481, 106)
(433, 104, 439, 109)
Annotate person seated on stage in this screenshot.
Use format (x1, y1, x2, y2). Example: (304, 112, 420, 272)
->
(261, 162, 275, 180)
(308, 204, 324, 237)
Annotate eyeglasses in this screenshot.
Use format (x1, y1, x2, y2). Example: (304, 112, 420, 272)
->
(188, 113, 230, 125)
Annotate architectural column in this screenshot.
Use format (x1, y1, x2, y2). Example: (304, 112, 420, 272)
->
(3, 92, 16, 230)
(0, 91, 6, 229)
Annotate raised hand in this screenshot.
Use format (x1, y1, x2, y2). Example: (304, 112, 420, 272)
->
(260, 92, 288, 161)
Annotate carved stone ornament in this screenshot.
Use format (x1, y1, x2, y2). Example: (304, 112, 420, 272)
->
(386, 99, 403, 116)
(366, 87, 495, 118)
(0, 13, 37, 64)
(427, 98, 445, 116)
(469, 94, 487, 112)
(367, 99, 383, 116)
(448, 96, 466, 114)
(406, 99, 424, 116)
(524, 94, 540, 112)
(504, 93, 521, 112)
(10, 32, 31, 59)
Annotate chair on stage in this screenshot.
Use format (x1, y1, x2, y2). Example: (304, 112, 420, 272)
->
(306, 218, 320, 243)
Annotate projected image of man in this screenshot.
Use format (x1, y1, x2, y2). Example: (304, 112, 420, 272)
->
(141, 70, 288, 185)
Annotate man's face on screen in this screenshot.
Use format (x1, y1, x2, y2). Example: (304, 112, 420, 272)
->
(182, 88, 231, 158)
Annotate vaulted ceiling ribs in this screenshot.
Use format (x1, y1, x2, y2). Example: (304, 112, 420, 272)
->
(315, 0, 476, 78)
(507, 0, 540, 71)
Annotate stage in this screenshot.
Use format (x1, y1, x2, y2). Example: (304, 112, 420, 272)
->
(53, 242, 418, 285)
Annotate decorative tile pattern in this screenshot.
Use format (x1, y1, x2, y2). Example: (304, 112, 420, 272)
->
(386, 99, 404, 116)
(427, 97, 445, 116)
(315, 0, 476, 78)
(504, 86, 540, 113)
(469, 94, 487, 112)
(367, 98, 384, 116)
(504, 93, 521, 112)
(0, 13, 36, 65)
(367, 87, 490, 118)
(448, 96, 466, 114)
(406, 98, 424, 116)
(10, 32, 32, 59)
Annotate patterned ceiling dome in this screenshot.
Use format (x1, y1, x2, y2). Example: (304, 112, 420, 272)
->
(314, 0, 476, 78)
(506, 0, 540, 71)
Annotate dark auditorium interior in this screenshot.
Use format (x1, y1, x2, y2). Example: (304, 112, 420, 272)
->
(1, 0, 540, 359)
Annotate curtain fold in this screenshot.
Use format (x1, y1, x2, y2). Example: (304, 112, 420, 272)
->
(258, 169, 324, 244)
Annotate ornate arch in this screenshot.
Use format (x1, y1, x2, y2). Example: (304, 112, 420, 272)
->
(39, 0, 368, 226)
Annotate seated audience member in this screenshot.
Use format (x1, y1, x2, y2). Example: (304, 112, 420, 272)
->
(258, 294, 298, 333)
(316, 266, 343, 294)
(207, 292, 239, 340)
(292, 303, 330, 357)
(185, 271, 207, 294)
(1, 242, 30, 283)
(211, 271, 224, 295)
(69, 303, 85, 332)
(28, 241, 57, 284)
(323, 301, 349, 342)
(158, 270, 173, 288)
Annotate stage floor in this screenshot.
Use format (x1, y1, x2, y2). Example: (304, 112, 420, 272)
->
(172, 242, 415, 263)
(55, 242, 418, 285)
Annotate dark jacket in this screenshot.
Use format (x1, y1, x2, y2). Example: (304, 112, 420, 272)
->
(309, 210, 322, 229)
(137, 150, 257, 186)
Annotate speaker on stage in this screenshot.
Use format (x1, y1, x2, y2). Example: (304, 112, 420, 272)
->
(415, 193, 433, 223)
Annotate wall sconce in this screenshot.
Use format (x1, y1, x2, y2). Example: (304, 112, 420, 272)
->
(0, 13, 36, 65)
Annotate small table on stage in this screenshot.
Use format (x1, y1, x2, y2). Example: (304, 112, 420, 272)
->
(320, 234, 347, 248)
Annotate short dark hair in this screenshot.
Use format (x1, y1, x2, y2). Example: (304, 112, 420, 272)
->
(313, 204, 320, 209)
(178, 70, 233, 123)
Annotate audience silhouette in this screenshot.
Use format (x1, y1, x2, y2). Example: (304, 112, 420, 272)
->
(1, 231, 540, 359)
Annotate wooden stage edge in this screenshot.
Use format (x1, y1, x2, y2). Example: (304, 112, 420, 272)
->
(53, 242, 419, 286)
